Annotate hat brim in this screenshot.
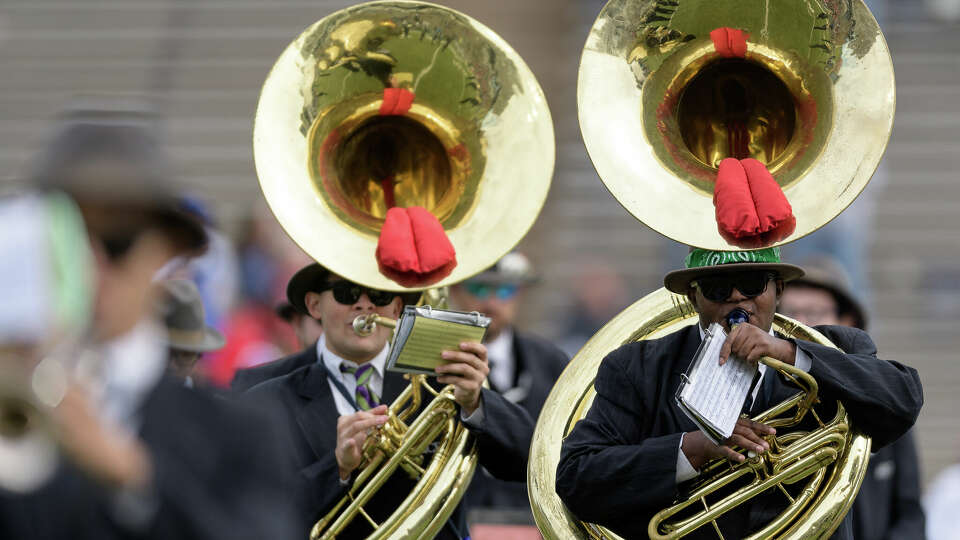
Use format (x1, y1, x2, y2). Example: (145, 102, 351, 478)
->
(664, 262, 805, 295)
(167, 327, 225, 353)
(286, 263, 422, 317)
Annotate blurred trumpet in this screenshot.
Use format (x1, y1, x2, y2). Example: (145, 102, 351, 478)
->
(0, 191, 95, 493)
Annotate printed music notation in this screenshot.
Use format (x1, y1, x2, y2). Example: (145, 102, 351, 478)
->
(676, 323, 757, 445)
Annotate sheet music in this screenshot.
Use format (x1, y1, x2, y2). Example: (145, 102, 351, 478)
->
(679, 324, 757, 441)
(386, 306, 490, 375)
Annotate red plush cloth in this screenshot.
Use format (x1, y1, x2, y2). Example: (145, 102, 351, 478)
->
(710, 27, 747, 58)
(714, 158, 795, 247)
(379, 88, 415, 116)
(376, 206, 457, 287)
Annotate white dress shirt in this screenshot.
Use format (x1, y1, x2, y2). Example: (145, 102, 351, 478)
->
(485, 328, 516, 392)
(318, 335, 388, 416)
(676, 324, 812, 483)
(317, 334, 485, 423)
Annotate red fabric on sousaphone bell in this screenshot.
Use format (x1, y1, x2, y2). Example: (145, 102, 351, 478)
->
(710, 27, 748, 58)
(714, 158, 795, 246)
(376, 206, 457, 287)
(379, 88, 416, 116)
(373, 87, 457, 286)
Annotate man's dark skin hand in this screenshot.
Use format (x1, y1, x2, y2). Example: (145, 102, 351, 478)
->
(680, 273, 795, 469)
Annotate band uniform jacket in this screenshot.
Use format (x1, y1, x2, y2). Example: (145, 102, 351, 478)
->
(556, 324, 923, 540)
(242, 359, 536, 539)
(0, 376, 296, 540)
(230, 343, 318, 393)
(465, 331, 569, 513)
(851, 429, 925, 540)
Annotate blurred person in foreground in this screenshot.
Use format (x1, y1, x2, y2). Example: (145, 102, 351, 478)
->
(229, 267, 331, 393)
(158, 279, 226, 387)
(780, 255, 925, 540)
(0, 109, 295, 540)
(448, 252, 569, 525)
(556, 248, 923, 539)
(240, 262, 536, 539)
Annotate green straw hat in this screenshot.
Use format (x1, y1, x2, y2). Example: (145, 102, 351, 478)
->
(664, 247, 804, 294)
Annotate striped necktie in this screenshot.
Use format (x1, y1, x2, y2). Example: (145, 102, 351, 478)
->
(339, 363, 381, 411)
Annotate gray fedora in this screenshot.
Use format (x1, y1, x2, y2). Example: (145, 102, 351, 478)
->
(465, 252, 539, 286)
(788, 256, 867, 330)
(31, 103, 207, 254)
(159, 279, 225, 353)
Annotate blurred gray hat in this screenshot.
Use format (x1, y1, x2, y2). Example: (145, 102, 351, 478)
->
(788, 256, 867, 330)
(467, 251, 538, 286)
(30, 103, 207, 254)
(159, 279, 225, 353)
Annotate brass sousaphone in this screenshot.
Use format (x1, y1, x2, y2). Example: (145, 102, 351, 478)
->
(253, 1, 554, 538)
(529, 0, 894, 538)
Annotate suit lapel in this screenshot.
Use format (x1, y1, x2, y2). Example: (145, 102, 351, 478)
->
(294, 363, 340, 459)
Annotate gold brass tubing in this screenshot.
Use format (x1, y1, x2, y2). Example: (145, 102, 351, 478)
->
(316, 400, 454, 539)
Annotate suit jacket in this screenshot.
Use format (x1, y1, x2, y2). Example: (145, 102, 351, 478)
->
(465, 331, 569, 515)
(0, 376, 296, 540)
(851, 429, 925, 540)
(230, 343, 317, 392)
(242, 357, 536, 539)
(556, 324, 923, 540)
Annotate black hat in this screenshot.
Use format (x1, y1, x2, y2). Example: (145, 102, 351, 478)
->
(788, 256, 867, 330)
(30, 105, 207, 254)
(286, 263, 422, 316)
(275, 301, 298, 322)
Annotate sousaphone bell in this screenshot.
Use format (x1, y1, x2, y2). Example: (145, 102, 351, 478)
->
(529, 0, 893, 538)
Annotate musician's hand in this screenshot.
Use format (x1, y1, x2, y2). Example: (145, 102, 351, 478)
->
(53, 385, 152, 490)
(335, 405, 388, 481)
(435, 342, 489, 416)
(719, 323, 796, 366)
(681, 418, 776, 469)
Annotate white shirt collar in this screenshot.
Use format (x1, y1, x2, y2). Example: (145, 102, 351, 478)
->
(317, 333, 389, 379)
(485, 327, 515, 391)
(98, 320, 167, 429)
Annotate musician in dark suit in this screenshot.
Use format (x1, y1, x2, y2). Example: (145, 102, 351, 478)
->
(556, 248, 923, 539)
(448, 252, 569, 518)
(231, 265, 418, 393)
(242, 262, 536, 539)
(780, 256, 925, 539)
(0, 111, 296, 540)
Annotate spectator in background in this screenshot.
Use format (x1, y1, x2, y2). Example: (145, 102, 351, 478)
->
(780, 255, 924, 540)
(158, 279, 225, 387)
(449, 252, 569, 529)
(204, 203, 309, 386)
(230, 263, 350, 393)
(157, 197, 240, 331)
(275, 300, 324, 350)
(924, 460, 960, 540)
(557, 260, 630, 358)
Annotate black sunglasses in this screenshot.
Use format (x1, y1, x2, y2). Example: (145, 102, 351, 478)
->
(692, 271, 775, 303)
(319, 280, 399, 307)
